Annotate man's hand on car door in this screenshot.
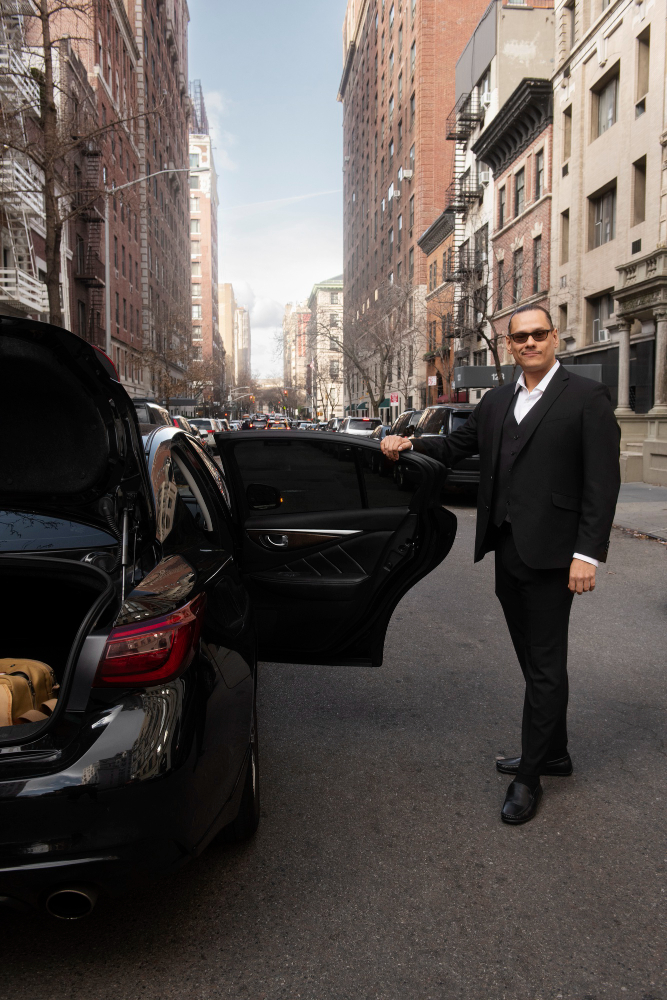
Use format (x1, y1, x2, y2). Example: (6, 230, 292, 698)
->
(381, 435, 414, 462)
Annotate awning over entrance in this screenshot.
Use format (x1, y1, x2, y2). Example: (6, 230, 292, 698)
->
(344, 405, 350, 412)
(378, 398, 390, 408)
(356, 401, 368, 409)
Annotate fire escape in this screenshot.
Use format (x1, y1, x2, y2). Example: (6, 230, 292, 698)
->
(0, 0, 48, 316)
(444, 92, 484, 344)
(73, 141, 105, 347)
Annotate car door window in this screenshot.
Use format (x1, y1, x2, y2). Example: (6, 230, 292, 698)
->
(361, 454, 423, 507)
(233, 439, 362, 514)
(420, 408, 449, 435)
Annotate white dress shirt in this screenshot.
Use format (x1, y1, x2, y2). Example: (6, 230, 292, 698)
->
(409, 360, 598, 568)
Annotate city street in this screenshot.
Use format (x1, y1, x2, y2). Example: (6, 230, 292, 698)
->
(1, 505, 664, 1000)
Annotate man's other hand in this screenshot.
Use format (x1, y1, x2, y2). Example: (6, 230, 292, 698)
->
(568, 558, 596, 594)
(381, 435, 413, 462)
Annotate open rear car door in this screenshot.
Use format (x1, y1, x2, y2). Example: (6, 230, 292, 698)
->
(216, 431, 456, 667)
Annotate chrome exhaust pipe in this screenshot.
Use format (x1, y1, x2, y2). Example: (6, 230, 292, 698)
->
(45, 884, 98, 920)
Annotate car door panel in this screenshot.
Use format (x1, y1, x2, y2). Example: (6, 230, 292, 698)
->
(216, 432, 456, 667)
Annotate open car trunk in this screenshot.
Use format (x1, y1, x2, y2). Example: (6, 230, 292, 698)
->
(0, 556, 115, 734)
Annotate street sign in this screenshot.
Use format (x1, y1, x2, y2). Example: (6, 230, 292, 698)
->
(427, 375, 437, 386)
(390, 392, 399, 403)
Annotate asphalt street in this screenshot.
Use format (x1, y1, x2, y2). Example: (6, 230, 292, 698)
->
(1, 503, 665, 1000)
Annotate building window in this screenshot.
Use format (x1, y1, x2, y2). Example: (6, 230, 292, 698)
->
(409, 247, 414, 279)
(498, 186, 506, 228)
(409, 195, 414, 230)
(389, 2, 394, 27)
(389, 95, 394, 123)
(409, 144, 415, 172)
(513, 248, 523, 303)
(115, 292, 119, 325)
(330, 313, 339, 327)
(473, 349, 487, 366)
(190, 218, 201, 234)
(123, 297, 127, 329)
(113, 235, 118, 269)
(192, 304, 202, 319)
(636, 27, 650, 107)
(77, 300, 86, 337)
(496, 258, 504, 310)
(532, 235, 542, 294)
(594, 73, 618, 138)
(535, 149, 544, 199)
(189, 175, 200, 190)
(189, 152, 199, 168)
(563, 106, 572, 160)
(192, 261, 201, 275)
(564, 0, 575, 50)
(192, 283, 202, 297)
(590, 186, 616, 248)
(190, 197, 200, 212)
(632, 156, 646, 225)
(410, 40, 416, 75)
(398, 73, 403, 104)
(560, 210, 570, 264)
(559, 303, 568, 335)
(329, 359, 340, 379)
(514, 169, 525, 216)
(192, 326, 202, 340)
(330, 291, 339, 304)
(410, 93, 415, 127)
(590, 292, 614, 343)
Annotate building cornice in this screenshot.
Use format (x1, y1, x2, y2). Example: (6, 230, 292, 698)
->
(472, 78, 552, 176)
(417, 209, 455, 255)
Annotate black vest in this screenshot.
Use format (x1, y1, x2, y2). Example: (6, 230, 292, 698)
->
(491, 393, 522, 527)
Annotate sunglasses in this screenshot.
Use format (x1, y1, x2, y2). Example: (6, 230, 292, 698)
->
(507, 328, 553, 345)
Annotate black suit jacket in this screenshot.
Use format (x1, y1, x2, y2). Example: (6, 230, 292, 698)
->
(412, 366, 621, 568)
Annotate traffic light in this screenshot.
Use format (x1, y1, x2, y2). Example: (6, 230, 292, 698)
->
(283, 390, 288, 396)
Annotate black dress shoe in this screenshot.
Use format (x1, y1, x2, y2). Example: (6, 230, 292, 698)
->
(495, 753, 573, 777)
(501, 780, 543, 825)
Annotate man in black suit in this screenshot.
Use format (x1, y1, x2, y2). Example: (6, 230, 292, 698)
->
(382, 305, 620, 824)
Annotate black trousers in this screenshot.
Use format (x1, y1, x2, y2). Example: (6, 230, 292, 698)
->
(493, 524, 574, 778)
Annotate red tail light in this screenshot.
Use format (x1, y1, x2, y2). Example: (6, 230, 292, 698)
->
(94, 594, 206, 687)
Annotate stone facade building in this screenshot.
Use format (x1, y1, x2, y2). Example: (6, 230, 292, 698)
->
(307, 275, 344, 420)
(189, 81, 222, 404)
(550, 0, 667, 483)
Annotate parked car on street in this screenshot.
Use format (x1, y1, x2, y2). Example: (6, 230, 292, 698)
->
(339, 416, 382, 437)
(389, 409, 423, 438)
(172, 415, 195, 434)
(366, 423, 393, 473)
(0, 318, 456, 917)
(189, 418, 220, 455)
(412, 404, 479, 488)
(326, 417, 344, 433)
(132, 399, 172, 427)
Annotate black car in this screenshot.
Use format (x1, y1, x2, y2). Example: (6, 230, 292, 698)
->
(389, 409, 423, 438)
(132, 399, 172, 427)
(0, 320, 457, 918)
(412, 404, 479, 488)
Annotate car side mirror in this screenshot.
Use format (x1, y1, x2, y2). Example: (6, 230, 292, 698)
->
(246, 483, 282, 511)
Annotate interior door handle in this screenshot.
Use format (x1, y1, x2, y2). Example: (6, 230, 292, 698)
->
(262, 533, 289, 549)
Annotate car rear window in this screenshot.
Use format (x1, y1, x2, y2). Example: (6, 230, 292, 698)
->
(189, 419, 214, 430)
(419, 409, 450, 435)
(348, 419, 380, 430)
(0, 511, 116, 551)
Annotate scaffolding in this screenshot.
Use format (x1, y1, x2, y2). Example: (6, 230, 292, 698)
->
(189, 79, 209, 135)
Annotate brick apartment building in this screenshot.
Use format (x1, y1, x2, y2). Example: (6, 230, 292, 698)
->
(130, 0, 191, 388)
(339, 0, 489, 420)
(283, 300, 311, 401)
(189, 80, 222, 405)
(473, 78, 553, 344)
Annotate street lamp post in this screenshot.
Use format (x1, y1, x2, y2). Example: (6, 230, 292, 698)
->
(103, 167, 190, 361)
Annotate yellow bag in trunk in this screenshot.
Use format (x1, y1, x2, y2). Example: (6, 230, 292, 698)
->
(0, 660, 56, 726)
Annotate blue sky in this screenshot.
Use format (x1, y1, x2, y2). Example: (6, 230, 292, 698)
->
(187, 0, 348, 375)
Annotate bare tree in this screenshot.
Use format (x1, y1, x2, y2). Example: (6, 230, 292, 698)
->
(322, 278, 428, 417)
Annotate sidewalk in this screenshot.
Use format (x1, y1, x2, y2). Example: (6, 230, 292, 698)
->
(613, 482, 667, 543)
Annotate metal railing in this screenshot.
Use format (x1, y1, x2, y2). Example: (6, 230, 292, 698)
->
(0, 267, 48, 312)
(445, 92, 483, 141)
(0, 45, 41, 111)
(0, 156, 44, 216)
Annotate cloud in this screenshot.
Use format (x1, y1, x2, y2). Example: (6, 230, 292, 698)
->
(204, 89, 238, 172)
(229, 189, 342, 215)
(251, 297, 284, 329)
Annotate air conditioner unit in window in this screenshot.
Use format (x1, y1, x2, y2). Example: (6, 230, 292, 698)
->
(479, 169, 491, 185)
(481, 94, 491, 109)
(598, 328, 609, 342)
(402, 169, 413, 179)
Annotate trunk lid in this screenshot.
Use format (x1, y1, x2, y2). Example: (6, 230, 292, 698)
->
(0, 317, 155, 538)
